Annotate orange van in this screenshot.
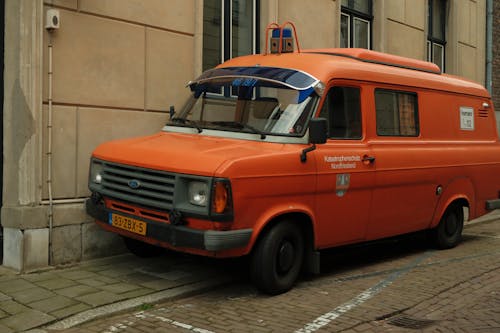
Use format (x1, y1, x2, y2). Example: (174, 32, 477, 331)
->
(87, 24, 500, 294)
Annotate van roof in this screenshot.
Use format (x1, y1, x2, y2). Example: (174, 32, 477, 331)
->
(219, 48, 490, 98)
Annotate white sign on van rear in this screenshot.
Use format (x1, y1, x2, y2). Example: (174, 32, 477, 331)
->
(460, 106, 474, 130)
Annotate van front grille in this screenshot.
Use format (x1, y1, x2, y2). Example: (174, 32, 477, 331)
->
(98, 161, 176, 211)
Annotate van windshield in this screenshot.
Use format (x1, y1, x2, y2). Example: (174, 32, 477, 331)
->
(168, 70, 320, 138)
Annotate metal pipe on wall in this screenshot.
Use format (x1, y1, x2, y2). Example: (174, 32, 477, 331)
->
(486, 0, 493, 94)
(47, 33, 54, 265)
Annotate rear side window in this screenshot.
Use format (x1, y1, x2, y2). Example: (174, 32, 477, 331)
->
(375, 89, 419, 136)
(319, 86, 362, 139)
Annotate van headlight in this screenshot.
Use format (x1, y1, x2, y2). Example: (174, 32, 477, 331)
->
(89, 160, 104, 185)
(188, 181, 208, 207)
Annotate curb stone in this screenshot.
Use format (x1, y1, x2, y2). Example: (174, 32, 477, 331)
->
(44, 276, 233, 331)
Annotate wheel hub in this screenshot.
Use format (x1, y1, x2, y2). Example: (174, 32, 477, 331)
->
(445, 215, 457, 236)
(278, 241, 295, 273)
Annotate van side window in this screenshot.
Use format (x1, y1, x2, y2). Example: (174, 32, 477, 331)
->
(375, 89, 419, 136)
(319, 87, 362, 139)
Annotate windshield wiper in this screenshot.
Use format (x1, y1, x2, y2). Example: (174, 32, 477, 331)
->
(170, 118, 203, 133)
(210, 121, 266, 140)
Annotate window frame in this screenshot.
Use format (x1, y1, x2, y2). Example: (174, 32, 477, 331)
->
(340, 0, 373, 49)
(427, 0, 446, 71)
(374, 88, 420, 137)
(319, 85, 363, 140)
(203, 0, 260, 74)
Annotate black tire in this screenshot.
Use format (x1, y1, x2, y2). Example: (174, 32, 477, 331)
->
(123, 237, 164, 257)
(431, 203, 464, 249)
(250, 221, 304, 295)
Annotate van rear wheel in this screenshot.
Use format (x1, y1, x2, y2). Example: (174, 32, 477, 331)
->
(123, 237, 164, 257)
(250, 221, 304, 295)
(431, 203, 464, 249)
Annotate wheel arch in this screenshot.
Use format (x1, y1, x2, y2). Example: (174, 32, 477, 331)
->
(248, 209, 318, 273)
(430, 177, 473, 229)
(251, 211, 315, 252)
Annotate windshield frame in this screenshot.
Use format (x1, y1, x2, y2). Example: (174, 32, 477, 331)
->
(188, 66, 322, 91)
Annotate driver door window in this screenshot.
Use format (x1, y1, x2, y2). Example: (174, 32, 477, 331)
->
(319, 86, 362, 139)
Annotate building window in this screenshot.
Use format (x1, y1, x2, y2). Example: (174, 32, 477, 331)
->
(427, 0, 446, 71)
(375, 89, 419, 137)
(319, 86, 362, 139)
(203, 0, 259, 72)
(340, 0, 372, 49)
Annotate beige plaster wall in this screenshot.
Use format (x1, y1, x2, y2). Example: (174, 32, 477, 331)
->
(41, 1, 195, 201)
(377, 0, 426, 60)
(373, 0, 485, 84)
(277, 0, 339, 49)
(448, 0, 486, 84)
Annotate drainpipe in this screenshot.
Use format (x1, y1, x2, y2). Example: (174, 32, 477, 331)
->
(486, 0, 492, 94)
(47, 32, 54, 265)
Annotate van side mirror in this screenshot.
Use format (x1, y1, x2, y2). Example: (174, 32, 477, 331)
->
(301, 118, 328, 163)
(309, 118, 328, 144)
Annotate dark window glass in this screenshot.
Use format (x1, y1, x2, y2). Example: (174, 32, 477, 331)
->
(375, 90, 419, 137)
(232, 0, 254, 58)
(341, 0, 371, 14)
(431, 0, 445, 40)
(340, 14, 349, 48)
(203, 0, 222, 72)
(340, 0, 372, 49)
(427, 0, 446, 71)
(320, 87, 362, 139)
(203, 0, 258, 72)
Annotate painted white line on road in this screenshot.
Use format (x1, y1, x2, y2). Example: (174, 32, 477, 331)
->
(135, 311, 215, 333)
(295, 251, 434, 333)
(463, 232, 500, 239)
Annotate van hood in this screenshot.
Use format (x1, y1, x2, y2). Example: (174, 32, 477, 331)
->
(92, 132, 292, 176)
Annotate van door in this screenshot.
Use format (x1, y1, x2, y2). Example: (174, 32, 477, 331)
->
(314, 85, 375, 248)
(367, 88, 439, 239)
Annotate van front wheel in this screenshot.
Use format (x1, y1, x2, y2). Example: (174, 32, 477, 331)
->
(431, 204, 464, 249)
(250, 221, 304, 295)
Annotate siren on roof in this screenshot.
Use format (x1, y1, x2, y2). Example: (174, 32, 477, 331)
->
(265, 22, 301, 55)
(271, 28, 293, 53)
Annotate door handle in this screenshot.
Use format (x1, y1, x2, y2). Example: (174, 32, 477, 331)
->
(362, 155, 376, 164)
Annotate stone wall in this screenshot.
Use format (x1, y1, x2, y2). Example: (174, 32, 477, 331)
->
(3, 0, 198, 271)
(40, 0, 197, 266)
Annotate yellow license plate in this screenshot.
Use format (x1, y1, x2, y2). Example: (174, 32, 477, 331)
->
(110, 213, 147, 236)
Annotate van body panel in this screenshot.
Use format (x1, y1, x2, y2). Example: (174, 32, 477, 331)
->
(92, 132, 311, 177)
(312, 143, 374, 247)
(429, 178, 474, 228)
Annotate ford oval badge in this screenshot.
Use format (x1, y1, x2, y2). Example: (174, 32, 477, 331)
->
(128, 179, 141, 189)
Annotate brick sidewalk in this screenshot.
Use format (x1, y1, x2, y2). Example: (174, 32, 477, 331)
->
(0, 251, 233, 332)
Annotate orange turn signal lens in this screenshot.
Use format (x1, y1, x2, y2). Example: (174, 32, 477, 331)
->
(213, 181, 229, 214)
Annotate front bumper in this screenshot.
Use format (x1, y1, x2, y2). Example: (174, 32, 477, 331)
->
(86, 199, 252, 252)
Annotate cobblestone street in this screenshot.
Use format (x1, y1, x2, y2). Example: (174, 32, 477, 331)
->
(53, 219, 500, 333)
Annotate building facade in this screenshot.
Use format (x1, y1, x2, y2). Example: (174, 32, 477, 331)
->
(2, 0, 493, 271)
